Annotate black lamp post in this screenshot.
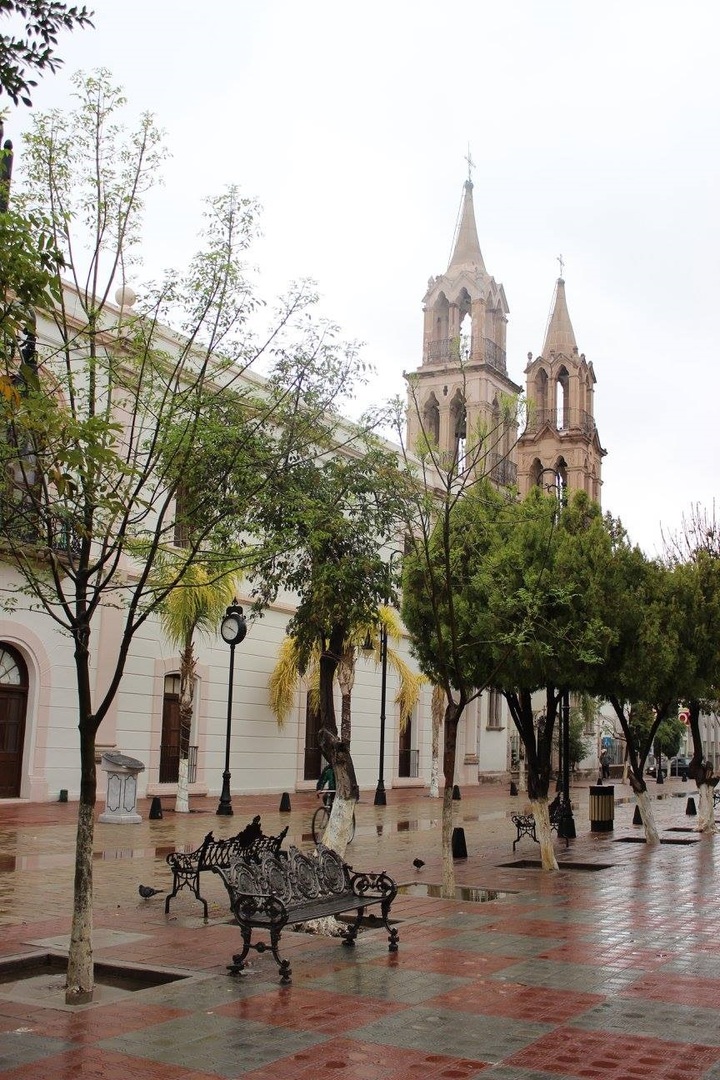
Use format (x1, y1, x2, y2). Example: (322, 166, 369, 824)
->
(374, 618, 389, 806)
(217, 601, 247, 816)
(374, 550, 402, 807)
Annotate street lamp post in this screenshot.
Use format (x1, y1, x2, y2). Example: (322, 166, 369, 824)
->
(374, 619, 389, 806)
(374, 550, 401, 807)
(217, 602, 247, 817)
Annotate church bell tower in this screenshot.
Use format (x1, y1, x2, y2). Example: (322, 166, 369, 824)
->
(516, 276, 606, 501)
(405, 175, 521, 483)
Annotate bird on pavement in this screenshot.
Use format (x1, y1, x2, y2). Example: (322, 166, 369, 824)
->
(412, 858, 425, 870)
(138, 885, 164, 899)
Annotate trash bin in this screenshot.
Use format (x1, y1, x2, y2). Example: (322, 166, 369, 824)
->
(589, 784, 614, 832)
(99, 751, 145, 824)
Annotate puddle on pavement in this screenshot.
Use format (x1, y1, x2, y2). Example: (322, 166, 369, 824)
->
(614, 837, 700, 845)
(398, 882, 513, 902)
(0, 846, 180, 871)
(501, 859, 613, 871)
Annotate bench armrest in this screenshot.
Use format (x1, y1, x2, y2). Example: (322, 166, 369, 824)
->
(348, 869, 397, 902)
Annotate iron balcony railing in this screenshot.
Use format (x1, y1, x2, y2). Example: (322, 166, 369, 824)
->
(489, 453, 517, 487)
(423, 337, 507, 374)
(524, 408, 597, 437)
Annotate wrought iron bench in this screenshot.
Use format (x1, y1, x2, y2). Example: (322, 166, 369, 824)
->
(165, 815, 288, 921)
(215, 842, 399, 983)
(511, 796, 568, 852)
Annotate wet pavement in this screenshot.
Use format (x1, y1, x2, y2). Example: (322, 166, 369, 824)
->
(1, 778, 719, 1079)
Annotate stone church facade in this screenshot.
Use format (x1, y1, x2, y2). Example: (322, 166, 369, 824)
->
(406, 176, 605, 502)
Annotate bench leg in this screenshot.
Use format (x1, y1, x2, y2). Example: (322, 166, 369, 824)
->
(341, 907, 363, 948)
(165, 873, 209, 921)
(228, 926, 252, 975)
(513, 824, 538, 852)
(229, 923, 293, 984)
(382, 899, 399, 952)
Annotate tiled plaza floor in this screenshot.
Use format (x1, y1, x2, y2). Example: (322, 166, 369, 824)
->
(1, 779, 719, 1078)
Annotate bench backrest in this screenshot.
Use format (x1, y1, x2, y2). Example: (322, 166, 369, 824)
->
(197, 819, 289, 871)
(224, 843, 350, 906)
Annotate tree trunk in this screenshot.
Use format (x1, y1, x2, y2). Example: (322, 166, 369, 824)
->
(336, 645, 355, 747)
(429, 683, 442, 799)
(175, 639, 195, 814)
(530, 797, 558, 871)
(632, 786, 660, 845)
(440, 699, 463, 898)
(318, 624, 358, 852)
(322, 795, 355, 860)
(697, 781, 717, 833)
(65, 722, 96, 1004)
(687, 702, 717, 832)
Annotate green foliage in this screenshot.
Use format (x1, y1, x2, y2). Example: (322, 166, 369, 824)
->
(252, 439, 408, 669)
(654, 715, 684, 761)
(0, 1, 93, 106)
(403, 484, 617, 697)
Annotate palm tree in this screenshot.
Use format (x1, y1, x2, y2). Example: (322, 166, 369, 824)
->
(269, 605, 425, 850)
(158, 563, 240, 812)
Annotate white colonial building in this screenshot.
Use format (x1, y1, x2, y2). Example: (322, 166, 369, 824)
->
(1, 175, 611, 806)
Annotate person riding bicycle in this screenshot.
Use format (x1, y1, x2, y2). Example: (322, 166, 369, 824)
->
(316, 762, 335, 807)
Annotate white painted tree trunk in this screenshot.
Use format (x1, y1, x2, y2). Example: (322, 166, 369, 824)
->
(321, 793, 356, 860)
(697, 784, 717, 833)
(519, 757, 527, 793)
(441, 785, 455, 897)
(175, 756, 189, 814)
(530, 798, 558, 871)
(634, 788, 660, 845)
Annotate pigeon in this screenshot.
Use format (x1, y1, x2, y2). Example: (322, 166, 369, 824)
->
(412, 858, 425, 870)
(138, 885, 164, 899)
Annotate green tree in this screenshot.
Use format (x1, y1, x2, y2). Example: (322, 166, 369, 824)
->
(0, 1, 93, 106)
(397, 371, 521, 895)
(653, 714, 684, 765)
(664, 506, 720, 826)
(588, 546, 684, 844)
(470, 489, 616, 869)
(253, 442, 410, 855)
(0, 71, 367, 1003)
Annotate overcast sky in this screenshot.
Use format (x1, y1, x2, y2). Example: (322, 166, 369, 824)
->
(7, 0, 720, 554)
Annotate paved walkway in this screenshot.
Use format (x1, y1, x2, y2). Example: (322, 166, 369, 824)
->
(1, 777, 718, 1079)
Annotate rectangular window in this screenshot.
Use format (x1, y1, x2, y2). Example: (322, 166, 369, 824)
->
(486, 689, 502, 730)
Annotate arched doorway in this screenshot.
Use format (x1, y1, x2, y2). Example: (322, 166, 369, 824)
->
(0, 644, 28, 798)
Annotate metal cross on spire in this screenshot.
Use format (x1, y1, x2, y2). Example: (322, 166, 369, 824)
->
(465, 144, 475, 184)
(557, 253, 565, 279)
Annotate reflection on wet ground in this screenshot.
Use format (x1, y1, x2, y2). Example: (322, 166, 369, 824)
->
(398, 881, 514, 902)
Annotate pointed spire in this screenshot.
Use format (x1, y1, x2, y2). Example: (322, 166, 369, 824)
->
(542, 277, 577, 357)
(447, 180, 486, 275)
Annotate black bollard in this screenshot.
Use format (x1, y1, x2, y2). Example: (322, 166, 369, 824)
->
(632, 805, 642, 825)
(452, 826, 468, 858)
(510, 781, 518, 796)
(149, 796, 163, 820)
(452, 784, 461, 801)
(686, 796, 697, 816)
(279, 792, 291, 812)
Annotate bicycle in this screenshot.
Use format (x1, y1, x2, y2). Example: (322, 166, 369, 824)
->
(311, 791, 355, 844)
